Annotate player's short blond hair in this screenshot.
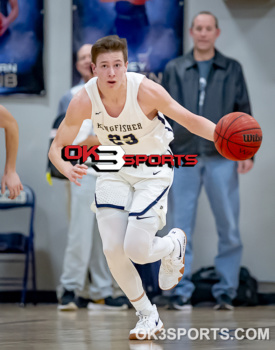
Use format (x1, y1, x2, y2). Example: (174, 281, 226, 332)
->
(92, 35, 128, 64)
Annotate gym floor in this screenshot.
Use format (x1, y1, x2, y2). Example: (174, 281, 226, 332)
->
(0, 304, 274, 350)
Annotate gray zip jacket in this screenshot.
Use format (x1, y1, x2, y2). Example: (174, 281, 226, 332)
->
(162, 49, 251, 156)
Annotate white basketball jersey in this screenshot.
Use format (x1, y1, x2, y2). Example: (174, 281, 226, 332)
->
(84, 72, 174, 155)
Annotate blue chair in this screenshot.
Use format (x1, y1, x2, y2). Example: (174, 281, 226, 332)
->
(0, 184, 37, 306)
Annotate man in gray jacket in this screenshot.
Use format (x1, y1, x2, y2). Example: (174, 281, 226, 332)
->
(162, 11, 253, 310)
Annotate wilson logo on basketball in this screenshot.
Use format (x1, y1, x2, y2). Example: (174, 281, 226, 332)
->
(243, 134, 262, 142)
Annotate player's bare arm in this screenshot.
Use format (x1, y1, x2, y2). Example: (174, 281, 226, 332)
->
(48, 88, 92, 185)
(0, 105, 23, 199)
(78, 135, 100, 148)
(138, 77, 216, 142)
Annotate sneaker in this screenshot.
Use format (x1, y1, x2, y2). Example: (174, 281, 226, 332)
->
(169, 295, 192, 310)
(214, 294, 234, 310)
(88, 296, 128, 311)
(129, 304, 164, 340)
(58, 290, 78, 311)
(75, 296, 90, 308)
(159, 228, 187, 290)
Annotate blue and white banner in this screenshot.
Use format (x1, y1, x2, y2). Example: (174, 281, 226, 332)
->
(0, 0, 44, 95)
(72, 0, 183, 84)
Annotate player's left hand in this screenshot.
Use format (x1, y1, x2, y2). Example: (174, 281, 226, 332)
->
(237, 159, 254, 174)
(1, 172, 23, 199)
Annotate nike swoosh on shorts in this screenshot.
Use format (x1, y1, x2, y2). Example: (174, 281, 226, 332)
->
(136, 216, 154, 220)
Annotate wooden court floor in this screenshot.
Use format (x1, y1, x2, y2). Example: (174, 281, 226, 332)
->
(0, 304, 274, 350)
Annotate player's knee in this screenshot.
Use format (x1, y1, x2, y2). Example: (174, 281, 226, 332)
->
(124, 243, 148, 265)
(102, 241, 124, 263)
(124, 213, 160, 264)
(123, 232, 149, 265)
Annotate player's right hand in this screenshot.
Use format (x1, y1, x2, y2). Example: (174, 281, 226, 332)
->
(67, 164, 88, 186)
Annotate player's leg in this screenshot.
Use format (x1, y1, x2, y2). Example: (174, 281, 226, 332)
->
(125, 210, 187, 292)
(97, 207, 163, 339)
(123, 193, 187, 337)
(96, 207, 145, 299)
(204, 156, 242, 309)
(94, 172, 146, 303)
(121, 176, 187, 338)
(124, 208, 174, 264)
(88, 220, 128, 310)
(125, 173, 187, 291)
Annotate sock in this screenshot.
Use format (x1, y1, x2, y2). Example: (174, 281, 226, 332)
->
(131, 293, 154, 314)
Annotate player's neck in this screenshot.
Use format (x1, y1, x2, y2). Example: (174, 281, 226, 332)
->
(193, 47, 215, 61)
(97, 78, 127, 104)
(83, 74, 93, 83)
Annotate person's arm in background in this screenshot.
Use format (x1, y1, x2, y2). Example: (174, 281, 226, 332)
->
(0, 0, 19, 36)
(234, 63, 254, 174)
(0, 105, 23, 199)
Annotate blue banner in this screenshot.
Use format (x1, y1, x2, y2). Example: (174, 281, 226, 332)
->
(72, 0, 183, 84)
(0, 0, 44, 95)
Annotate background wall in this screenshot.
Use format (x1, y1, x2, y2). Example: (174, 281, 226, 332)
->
(0, 0, 274, 292)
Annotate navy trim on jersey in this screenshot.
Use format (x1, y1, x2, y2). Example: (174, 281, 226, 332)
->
(129, 186, 169, 217)
(95, 194, 125, 210)
(157, 114, 173, 132)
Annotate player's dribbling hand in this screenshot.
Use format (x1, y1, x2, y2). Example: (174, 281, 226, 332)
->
(1, 172, 23, 199)
(68, 164, 88, 186)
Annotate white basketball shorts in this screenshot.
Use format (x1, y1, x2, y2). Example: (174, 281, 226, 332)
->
(94, 163, 174, 230)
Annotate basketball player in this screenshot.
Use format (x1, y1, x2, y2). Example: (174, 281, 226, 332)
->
(0, 104, 23, 199)
(49, 35, 216, 339)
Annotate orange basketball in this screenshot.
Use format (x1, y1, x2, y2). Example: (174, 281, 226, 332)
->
(214, 112, 262, 161)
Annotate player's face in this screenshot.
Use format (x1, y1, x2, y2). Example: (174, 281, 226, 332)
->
(190, 14, 220, 53)
(76, 44, 93, 81)
(92, 51, 128, 90)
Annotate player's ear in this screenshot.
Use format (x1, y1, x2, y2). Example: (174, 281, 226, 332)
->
(124, 61, 128, 72)
(91, 62, 96, 74)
